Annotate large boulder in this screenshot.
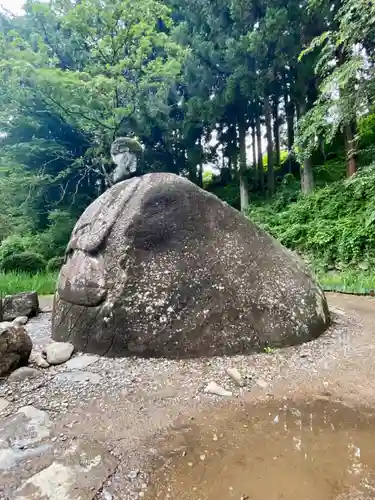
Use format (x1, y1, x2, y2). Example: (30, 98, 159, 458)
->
(0, 324, 33, 376)
(52, 173, 330, 358)
(2, 292, 39, 322)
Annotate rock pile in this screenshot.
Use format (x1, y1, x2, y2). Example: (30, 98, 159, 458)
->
(0, 291, 75, 377)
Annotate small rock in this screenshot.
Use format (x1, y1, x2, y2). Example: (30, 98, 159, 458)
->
(256, 379, 268, 389)
(102, 490, 113, 500)
(0, 325, 32, 377)
(65, 420, 79, 429)
(226, 367, 245, 386)
(30, 351, 50, 369)
(3, 291, 39, 321)
(128, 469, 140, 480)
(204, 381, 232, 397)
(45, 342, 74, 365)
(54, 371, 102, 384)
(12, 316, 28, 326)
(8, 366, 41, 382)
(64, 355, 98, 370)
(0, 397, 10, 412)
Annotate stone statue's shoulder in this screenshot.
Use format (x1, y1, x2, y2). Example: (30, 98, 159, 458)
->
(68, 177, 141, 254)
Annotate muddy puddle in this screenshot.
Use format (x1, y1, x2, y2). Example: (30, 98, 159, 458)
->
(146, 400, 375, 499)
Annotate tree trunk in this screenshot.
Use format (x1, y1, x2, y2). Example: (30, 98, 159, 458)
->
(264, 97, 274, 196)
(284, 91, 295, 173)
(273, 97, 280, 169)
(198, 137, 203, 187)
(301, 157, 314, 194)
(299, 98, 315, 194)
(344, 122, 357, 177)
(295, 101, 301, 121)
(337, 46, 358, 177)
(187, 147, 197, 184)
(251, 119, 257, 169)
(256, 111, 264, 194)
(238, 115, 249, 210)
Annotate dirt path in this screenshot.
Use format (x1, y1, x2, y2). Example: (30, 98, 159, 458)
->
(1, 293, 375, 499)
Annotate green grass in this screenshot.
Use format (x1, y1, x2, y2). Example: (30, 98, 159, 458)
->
(316, 269, 375, 294)
(0, 271, 57, 296)
(0, 268, 374, 298)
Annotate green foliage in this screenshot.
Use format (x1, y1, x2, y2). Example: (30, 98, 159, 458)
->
(0, 235, 28, 261)
(0, 271, 57, 295)
(202, 171, 213, 188)
(316, 269, 375, 293)
(206, 180, 241, 210)
(46, 256, 65, 273)
(295, 0, 375, 163)
(248, 164, 375, 269)
(0, 251, 47, 273)
(37, 210, 75, 260)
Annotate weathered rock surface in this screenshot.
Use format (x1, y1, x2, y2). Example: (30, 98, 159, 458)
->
(13, 316, 29, 326)
(2, 292, 39, 322)
(13, 439, 118, 500)
(0, 325, 32, 376)
(52, 173, 330, 358)
(0, 397, 9, 412)
(8, 366, 41, 382)
(45, 342, 74, 365)
(30, 351, 50, 368)
(0, 405, 118, 499)
(64, 354, 98, 370)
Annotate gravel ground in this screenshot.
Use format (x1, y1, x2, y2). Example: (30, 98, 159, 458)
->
(1, 293, 375, 499)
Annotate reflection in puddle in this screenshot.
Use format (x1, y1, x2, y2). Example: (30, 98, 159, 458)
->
(146, 400, 375, 499)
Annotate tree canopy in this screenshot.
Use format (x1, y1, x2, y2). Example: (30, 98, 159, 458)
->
(0, 0, 374, 277)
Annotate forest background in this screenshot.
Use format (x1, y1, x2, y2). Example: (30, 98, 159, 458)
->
(0, 0, 374, 295)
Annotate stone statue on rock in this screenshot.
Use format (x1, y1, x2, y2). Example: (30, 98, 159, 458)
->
(52, 173, 330, 358)
(110, 137, 143, 184)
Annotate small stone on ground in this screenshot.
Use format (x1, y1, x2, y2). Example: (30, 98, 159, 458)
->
(45, 342, 74, 365)
(30, 351, 50, 368)
(204, 381, 233, 397)
(64, 355, 98, 370)
(8, 367, 41, 383)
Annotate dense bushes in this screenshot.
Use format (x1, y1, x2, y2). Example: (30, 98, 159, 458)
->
(0, 209, 73, 273)
(46, 256, 65, 272)
(0, 251, 47, 273)
(247, 164, 375, 270)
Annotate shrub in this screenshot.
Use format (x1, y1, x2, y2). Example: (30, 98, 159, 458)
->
(0, 235, 27, 261)
(247, 164, 375, 270)
(46, 256, 65, 272)
(37, 210, 75, 260)
(0, 251, 47, 273)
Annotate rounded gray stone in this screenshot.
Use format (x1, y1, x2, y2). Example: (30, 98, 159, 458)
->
(45, 342, 74, 365)
(8, 367, 41, 383)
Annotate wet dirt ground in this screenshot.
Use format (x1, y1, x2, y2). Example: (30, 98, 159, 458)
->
(147, 400, 375, 500)
(2, 293, 375, 499)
